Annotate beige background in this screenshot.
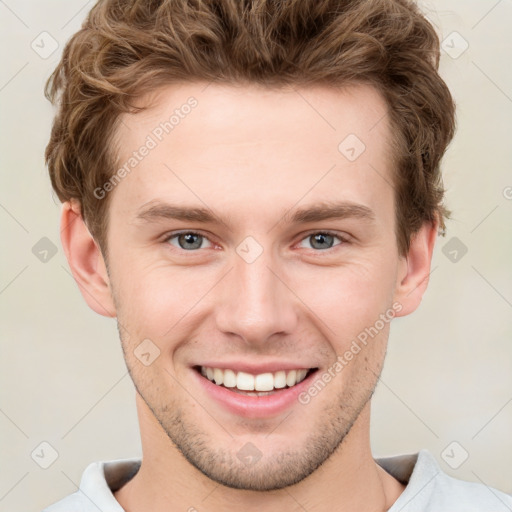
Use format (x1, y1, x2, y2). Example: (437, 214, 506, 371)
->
(1, 1, 511, 510)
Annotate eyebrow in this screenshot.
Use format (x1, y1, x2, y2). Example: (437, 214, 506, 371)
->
(134, 200, 376, 226)
(283, 201, 376, 224)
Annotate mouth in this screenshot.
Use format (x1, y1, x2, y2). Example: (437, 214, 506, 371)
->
(193, 365, 319, 396)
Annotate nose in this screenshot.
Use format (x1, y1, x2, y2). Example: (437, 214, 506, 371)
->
(215, 246, 298, 347)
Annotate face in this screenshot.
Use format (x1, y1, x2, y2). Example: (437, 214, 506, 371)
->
(104, 82, 405, 490)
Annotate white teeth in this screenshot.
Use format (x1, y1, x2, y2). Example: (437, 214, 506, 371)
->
(274, 370, 287, 389)
(237, 371, 255, 390)
(286, 370, 297, 387)
(254, 373, 274, 391)
(213, 368, 224, 385)
(199, 366, 312, 392)
(296, 369, 308, 383)
(223, 369, 237, 388)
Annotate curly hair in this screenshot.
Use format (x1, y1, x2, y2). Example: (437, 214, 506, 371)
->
(45, 0, 456, 259)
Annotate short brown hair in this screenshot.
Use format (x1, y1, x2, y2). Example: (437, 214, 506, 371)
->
(45, 0, 456, 259)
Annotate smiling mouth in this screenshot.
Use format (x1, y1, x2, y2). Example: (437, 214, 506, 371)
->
(194, 365, 319, 396)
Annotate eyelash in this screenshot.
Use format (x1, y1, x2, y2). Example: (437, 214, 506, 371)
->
(162, 230, 350, 254)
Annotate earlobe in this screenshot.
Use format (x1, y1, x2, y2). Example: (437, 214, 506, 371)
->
(60, 201, 116, 318)
(393, 219, 439, 317)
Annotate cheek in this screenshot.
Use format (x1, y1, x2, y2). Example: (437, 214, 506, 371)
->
(292, 256, 397, 337)
(112, 257, 215, 337)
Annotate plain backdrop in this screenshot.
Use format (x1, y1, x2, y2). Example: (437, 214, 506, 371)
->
(0, 1, 511, 511)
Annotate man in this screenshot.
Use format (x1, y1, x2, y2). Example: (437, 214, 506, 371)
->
(42, 0, 511, 510)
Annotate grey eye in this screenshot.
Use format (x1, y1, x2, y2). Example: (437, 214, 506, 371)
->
(309, 233, 336, 250)
(168, 232, 210, 250)
(297, 232, 344, 251)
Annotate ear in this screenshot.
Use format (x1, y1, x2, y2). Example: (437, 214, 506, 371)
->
(60, 200, 116, 317)
(393, 218, 439, 317)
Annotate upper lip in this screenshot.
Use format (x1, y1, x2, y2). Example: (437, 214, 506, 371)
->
(193, 361, 318, 374)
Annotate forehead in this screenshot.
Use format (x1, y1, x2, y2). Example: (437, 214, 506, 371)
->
(111, 82, 394, 228)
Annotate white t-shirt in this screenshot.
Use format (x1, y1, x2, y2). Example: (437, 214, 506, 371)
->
(42, 449, 512, 511)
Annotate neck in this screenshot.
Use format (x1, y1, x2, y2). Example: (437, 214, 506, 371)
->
(114, 396, 405, 512)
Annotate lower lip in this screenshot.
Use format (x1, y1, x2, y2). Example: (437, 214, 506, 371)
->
(192, 368, 318, 419)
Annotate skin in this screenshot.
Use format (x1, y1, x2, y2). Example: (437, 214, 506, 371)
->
(61, 82, 438, 512)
